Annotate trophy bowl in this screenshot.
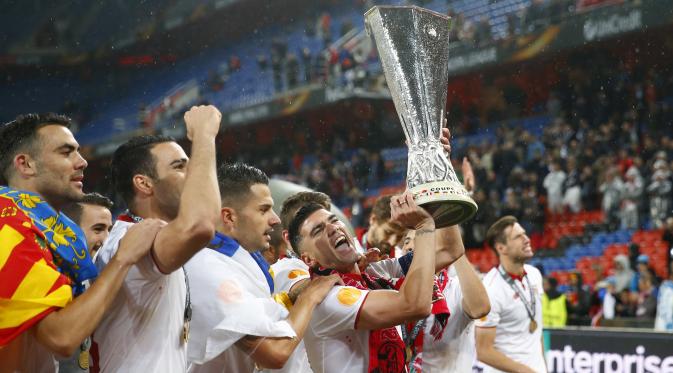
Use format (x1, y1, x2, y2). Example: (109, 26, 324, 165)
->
(365, 5, 477, 228)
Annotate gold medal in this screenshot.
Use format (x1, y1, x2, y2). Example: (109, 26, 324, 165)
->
(529, 319, 538, 333)
(78, 350, 90, 370)
(182, 320, 190, 344)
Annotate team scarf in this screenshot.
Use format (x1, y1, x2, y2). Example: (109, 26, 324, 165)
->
(0, 187, 96, 294)
(399, 269, 450, 373)
(311, 266, 407, 373)
(0, 186, 96, 346)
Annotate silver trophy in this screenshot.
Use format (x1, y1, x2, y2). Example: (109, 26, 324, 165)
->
(365, 5, 477, 228)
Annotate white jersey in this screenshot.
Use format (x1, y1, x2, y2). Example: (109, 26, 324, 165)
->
(421, 277, 475, 372)
(303, 285, 371, 373)
(185, 234, 307, 373)
(367, 254, 476, 372)
(271, 257, 310, 293)
(93, 220, 188, 372)
(475, 264, 546, 373)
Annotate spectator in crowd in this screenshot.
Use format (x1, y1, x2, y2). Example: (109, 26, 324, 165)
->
(647, 165, 672, 228)
(543, 160, 566, 214)
(620, 166, 644, 229)
(566, 272, 591, 325)
(286, 53, 300, 89)
(612, 254, 635, 293)
(600, 167, 624, 228)
(635, 273, 658, 319)
(562, 157, 582, 213)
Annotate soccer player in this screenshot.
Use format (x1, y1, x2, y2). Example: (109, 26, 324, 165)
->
(62, 192, 114, 256)
(92, 105, 222, 371)
(476, 216, 547, 373)
(0, 114, 159, 371)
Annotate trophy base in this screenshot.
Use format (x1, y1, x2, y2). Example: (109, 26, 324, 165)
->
(409, 181, 478, 228)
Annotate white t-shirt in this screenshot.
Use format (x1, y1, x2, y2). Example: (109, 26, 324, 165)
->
(271, 257, 310, 294)
(185, 237, 307, 373)
(303, 285, 371, 373)
(475, 264, 546, 373)
(421, 277, 475, 372)
(93, 220, 188, 372)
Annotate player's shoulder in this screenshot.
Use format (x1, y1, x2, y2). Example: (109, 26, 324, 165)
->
(271, 257, 308, 272)
(95, 220, 133, 267)
(482, 267, 500, 284)
(524, 264, 543, 280)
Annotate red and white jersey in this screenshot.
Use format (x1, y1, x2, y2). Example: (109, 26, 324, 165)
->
(93, 220, 188, 372)
(271, 257, 310, 294)
(303, 285, 372, 373)
(476, 264, 546, 373)
(421, 277, 475, 372)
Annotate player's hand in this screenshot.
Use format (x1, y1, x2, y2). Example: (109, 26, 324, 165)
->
(300, 274, 343, 305)
(357, 248, 387, 272)
(183, 105, 222, 140)
(115, 219, 166, 265)
(462, 157, 475, 192)
(391, 192, 434, 230)
(440, 127, 451, 157)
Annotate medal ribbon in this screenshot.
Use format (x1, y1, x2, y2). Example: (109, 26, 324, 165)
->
(497, 265, 536, 324)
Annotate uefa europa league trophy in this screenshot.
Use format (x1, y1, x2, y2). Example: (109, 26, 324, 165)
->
(365, 6, 477, 228)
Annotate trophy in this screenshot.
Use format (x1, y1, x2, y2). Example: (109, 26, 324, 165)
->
(365, 6, 477, 228)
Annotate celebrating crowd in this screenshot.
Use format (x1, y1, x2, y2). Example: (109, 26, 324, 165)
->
(0, 106, 555, 373)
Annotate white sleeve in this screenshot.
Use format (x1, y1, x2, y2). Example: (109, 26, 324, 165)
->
(96, 221, 164, 282)
(186, 251, 296, 364)
(475, 277, 501, 328)
(310, 286, 369, 338)
(365, 251, 413, 280)
(271, 258, 310, 294)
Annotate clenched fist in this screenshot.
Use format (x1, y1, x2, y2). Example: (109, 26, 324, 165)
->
(183, 105, 222, 140)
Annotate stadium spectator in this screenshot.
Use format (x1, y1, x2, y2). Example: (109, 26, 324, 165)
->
(600, 167, 624, 228)
(543, 160, 566, 214)
(612, 255, 635, 293)
(566, 272, 591, 325)
(562, 157, 582, 213)
(620, 166, 644, 229)
(635, 273, 658, 319)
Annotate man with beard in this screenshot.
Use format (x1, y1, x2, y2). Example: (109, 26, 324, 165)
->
(360, 194, 407, 258)
(0, 113, 160, 371)
(186, 163, 339, 372)
(476, 216, 546, 373)
(92, 105, 222, 371)
(288, 193, 442, 373)
(62, 192, 113, 257)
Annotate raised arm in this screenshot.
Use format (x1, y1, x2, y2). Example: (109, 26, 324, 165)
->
(235, 275, 341, 369)
(356, 192, 435, 330)
(33, 219, 163, 356)
(152, 105, 221, 273)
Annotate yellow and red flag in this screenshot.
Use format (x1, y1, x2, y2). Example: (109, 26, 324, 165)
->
(0, 195, 72, 346)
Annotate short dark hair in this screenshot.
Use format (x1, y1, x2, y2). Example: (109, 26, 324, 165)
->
(0, 113, 72, 184)
(371, 194, 393, 222)
(485, 215, 518, 254)
(217, 162, 269, 207)
(280, 191, 331, 230)
(62, 192, 113, 225)
(110, 135, 175, 206)
(288, 202, 325, 254)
